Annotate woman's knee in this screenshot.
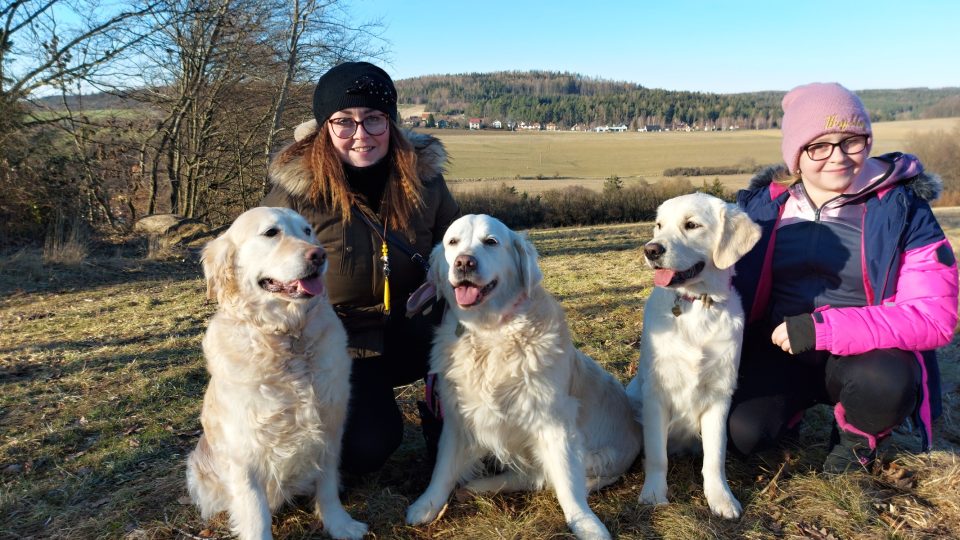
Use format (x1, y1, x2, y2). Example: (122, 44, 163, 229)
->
(828, 350, 921, 432)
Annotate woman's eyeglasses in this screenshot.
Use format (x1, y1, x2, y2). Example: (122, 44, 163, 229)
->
(803, 134, 869, 161)
(328, 115, 389, 138)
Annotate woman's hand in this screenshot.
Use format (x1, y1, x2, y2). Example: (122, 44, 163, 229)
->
(771, 322, 794, 354)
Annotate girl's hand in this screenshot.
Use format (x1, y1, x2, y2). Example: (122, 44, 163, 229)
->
(771, 322, 794, 354)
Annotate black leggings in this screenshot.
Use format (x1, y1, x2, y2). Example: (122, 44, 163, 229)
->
(340, 318, 432, 475)
(727, 332, 921, 456)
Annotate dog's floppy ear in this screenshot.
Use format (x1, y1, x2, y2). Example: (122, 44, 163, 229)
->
(427, 242, 446, 293)
(512, 231, 543, 295)
(201, 234, 238, 303)
(713, 202, 762, 269)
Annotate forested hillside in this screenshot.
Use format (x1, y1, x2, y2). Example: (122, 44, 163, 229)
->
(396, 71, 960, 129)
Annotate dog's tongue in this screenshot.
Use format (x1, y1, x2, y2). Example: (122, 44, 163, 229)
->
(653, 268, 677, 287)
(454, 284, 481, 306)
(296, 275, 325, 297)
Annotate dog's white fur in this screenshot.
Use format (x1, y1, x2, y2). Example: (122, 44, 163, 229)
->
(186, 207, 366, 540)
(625, 193, 760, 519)
(406, 214, 642, 540)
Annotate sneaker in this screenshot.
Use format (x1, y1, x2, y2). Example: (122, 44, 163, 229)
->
(823, 426, 889, 474)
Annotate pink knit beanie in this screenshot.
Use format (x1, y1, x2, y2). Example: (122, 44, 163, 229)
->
(780, 82, 871, 172)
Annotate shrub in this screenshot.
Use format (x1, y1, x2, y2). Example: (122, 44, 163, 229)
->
(41, 212, 88, 265)
(454, 178, 705, 229)
(905, 124, 960, 205)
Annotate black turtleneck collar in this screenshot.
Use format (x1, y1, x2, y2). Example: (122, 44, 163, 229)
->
(344, 157, 391, 213)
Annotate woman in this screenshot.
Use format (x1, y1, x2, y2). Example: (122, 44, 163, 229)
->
(729, 82, 958, 473)
(262, 62, 459, 474)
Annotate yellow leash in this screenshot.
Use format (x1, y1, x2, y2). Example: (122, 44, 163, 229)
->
(380, 240, 391, 313)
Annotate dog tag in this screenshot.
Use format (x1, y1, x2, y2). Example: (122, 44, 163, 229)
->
(672, 304, 682, 317)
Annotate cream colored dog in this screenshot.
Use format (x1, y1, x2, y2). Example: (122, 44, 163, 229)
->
(186, 207, 366, 540)
(625, 192, 761, 519)
(406, 214, 642, 540)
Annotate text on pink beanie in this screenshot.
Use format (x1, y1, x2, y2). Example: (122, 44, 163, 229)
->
(780, 82, 871, 172)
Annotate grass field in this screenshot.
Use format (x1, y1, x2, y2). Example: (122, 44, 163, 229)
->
(2, 209, 959, 539)
(432, 117, 960, 194)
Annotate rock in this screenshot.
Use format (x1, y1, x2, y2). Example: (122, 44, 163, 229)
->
(133, 214, 184, 235)
(134, 214, 214, 250)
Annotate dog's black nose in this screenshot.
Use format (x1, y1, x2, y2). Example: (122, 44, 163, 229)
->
(305, 247, 327, 267)
(454, 254, 478, 273)
(644, 243, 665, 261)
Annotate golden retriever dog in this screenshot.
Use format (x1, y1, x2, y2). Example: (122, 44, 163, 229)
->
(625, 192, 761, 519)
(186, 207, 367, 540)
(406, 214, 642, 540)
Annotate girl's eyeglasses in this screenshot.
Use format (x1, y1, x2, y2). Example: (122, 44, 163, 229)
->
(328, 115, 389, 138)
(803, 134, 869, 161)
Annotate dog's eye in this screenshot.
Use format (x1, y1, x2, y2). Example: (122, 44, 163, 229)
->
(684, 221, 700, 230)
(448, 238, 459, 246)
(263, 228, 279, 237)
(655, 222, 661, 230)
(483, 237, 499, 246)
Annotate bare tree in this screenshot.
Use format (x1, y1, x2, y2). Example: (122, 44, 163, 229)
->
(1, 0, 159, 124)
(127, 0, 385, 222)
(0, 0, 161, 235)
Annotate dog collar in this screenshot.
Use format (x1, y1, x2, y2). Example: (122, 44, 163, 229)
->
(672, 293, 714, 317)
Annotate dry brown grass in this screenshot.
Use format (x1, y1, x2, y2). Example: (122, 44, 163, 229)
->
(41, 215, 88, 266)
(1, 212, 959, 539)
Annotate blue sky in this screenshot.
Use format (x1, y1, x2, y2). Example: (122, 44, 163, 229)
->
(350, 0, 959, 93)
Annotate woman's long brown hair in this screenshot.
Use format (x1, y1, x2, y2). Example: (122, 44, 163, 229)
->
(305, 119, 424, 234)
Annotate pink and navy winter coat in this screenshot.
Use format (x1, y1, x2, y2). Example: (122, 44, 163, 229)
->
(733, 152, 959, 450)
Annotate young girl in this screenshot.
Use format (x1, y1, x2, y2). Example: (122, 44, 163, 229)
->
(263, 62, 459, 474)
(729, 82, 958, 473)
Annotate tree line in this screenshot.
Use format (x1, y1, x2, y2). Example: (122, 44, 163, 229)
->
(396, 71, 960, 129)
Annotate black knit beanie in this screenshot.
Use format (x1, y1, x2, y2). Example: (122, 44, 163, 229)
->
(312, 62, 399, 124)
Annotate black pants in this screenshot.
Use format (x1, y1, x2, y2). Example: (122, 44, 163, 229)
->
(727, 327, 921, 456)
(339, 316, 433, 475)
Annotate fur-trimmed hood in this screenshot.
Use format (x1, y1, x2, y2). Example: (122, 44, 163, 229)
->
(746, 152, 942, 202)
(268, 119, 448, 199)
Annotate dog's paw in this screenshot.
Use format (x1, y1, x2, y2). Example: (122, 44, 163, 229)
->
(567, 512, 612, 540)
(324, 517, 368, 540)
(639, 478, 669, 506)
(704, 482, 742, 519)
(405, 496, 444, 525)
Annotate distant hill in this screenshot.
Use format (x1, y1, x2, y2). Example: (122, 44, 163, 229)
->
(31, 72, 960, 131)
(395, 71, 960, 129)
(30, 92, 139, 111)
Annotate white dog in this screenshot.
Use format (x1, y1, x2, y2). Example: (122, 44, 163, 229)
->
(186, 207, 367, 540)
(406, 214, 642, 540)
(625, 192, 761, 519)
